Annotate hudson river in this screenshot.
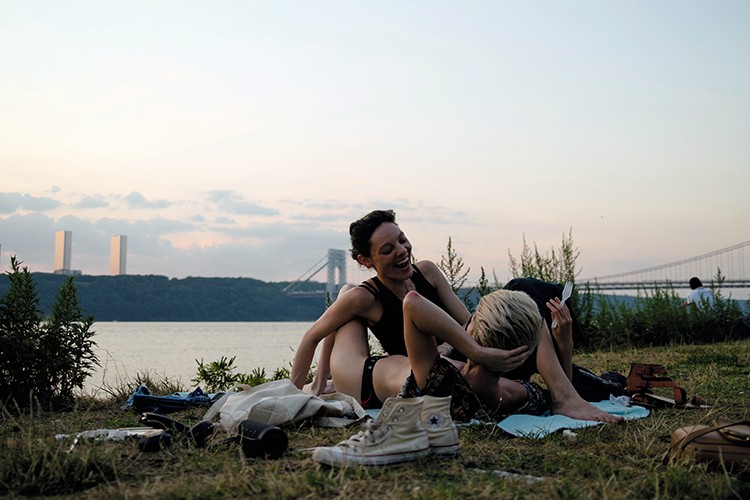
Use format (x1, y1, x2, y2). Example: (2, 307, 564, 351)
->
(85, 322, 313, 393)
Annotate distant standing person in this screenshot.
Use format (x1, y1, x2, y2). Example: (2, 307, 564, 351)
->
(684, 277, 715, 309)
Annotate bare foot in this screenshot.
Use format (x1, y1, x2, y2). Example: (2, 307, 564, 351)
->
(321, 379, 337, 394)
(553, 395, 624, 423)
(303, 379, 337, 395)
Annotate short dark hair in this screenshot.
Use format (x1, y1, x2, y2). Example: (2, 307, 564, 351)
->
(689, 277, 702, 289)
(349, 210, 397, 260)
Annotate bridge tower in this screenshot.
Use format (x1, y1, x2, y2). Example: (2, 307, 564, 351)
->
(327, 249, 347, 298)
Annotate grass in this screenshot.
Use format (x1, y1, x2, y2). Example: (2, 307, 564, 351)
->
(2, 341, 749, 499)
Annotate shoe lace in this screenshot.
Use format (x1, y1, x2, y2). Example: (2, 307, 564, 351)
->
(342, 419, 390, 448)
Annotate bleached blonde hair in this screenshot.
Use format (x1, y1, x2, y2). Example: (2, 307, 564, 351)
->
(471, 290, 542, 352)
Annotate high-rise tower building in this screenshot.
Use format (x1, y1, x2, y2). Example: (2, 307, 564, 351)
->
(110, 235, 127, 275)
(54, 230, 72, 274)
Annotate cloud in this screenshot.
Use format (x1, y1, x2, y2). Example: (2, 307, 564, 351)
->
(0, 192, 478, 282)
(124, 191, 171, 209)
(213, 216, 235, 225)
(286, 198, 470, 227)
(0, 211, 200, 275)
(75, 194, 110, 209)
(0, 213, 58, 266)
(142, 222, 350, 281)
(205, 190, 279, 216)
(0, 192, 60, 214)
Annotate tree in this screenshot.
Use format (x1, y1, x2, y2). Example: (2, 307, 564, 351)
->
(39, 276, 98, 408)
(0, 256, 98, 410)
(438, 237, 473, 309)
(0, 257, 43, 408)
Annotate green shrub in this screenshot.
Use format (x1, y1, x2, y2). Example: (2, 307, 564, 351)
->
(237, 367, 269, 387)
(193, 355, 245, 392)
(502, 233, 743, 349)
(194, 357, 307, 392)
(0, 256, 98, 410)
(576, 280, 743, 350)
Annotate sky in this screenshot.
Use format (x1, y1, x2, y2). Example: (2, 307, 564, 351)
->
(1, 1, 748, 286)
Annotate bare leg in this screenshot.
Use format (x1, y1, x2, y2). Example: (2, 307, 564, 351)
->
(328, 318, 371, 400)
(305, 284, 357, 395)
(462, 362, 530, 414)
(402, 292, 445, 389)
(536, 328, 623, 422)
(327, 319, 411, 402)
(372, 355, 411, 400)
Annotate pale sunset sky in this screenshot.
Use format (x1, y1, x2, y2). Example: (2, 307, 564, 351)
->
(1, 1, 748, 285)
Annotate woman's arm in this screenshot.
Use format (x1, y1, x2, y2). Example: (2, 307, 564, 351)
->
(290, 287, 374, 389)
(305, 333, 335, 394)
(402, 291, 530, 374)
(416, 260, 472, 326)
(547, 297, 573, 380)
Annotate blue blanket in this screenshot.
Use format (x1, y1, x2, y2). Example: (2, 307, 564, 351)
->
(366, 400, 648, 439)
(493, 401, 649, 438)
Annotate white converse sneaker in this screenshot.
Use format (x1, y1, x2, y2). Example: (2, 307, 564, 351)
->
(421, 395, 460, 456)
(312, 397, 430, 466)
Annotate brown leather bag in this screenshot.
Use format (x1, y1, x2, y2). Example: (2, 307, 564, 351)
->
(669, 417, 750, 467)
(627, 363, 709, 409)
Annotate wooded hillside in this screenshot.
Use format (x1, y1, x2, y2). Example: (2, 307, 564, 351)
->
(0, 273, 328, 321)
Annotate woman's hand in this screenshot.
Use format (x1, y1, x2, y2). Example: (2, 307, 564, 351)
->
(546, 297, 572, 345)
(476, 344, 530, 373)
(303, 375, 336, 396)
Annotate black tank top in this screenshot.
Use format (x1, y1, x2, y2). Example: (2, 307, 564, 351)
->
(358, 265, 448, 356)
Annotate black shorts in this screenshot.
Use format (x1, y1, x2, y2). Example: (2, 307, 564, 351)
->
(360, 355, 384, 409)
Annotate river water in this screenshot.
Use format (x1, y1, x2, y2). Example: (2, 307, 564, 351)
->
(86, 322, 313, 393)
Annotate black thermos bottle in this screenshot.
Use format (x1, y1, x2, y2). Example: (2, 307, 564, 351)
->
(238, 419, 288, 459)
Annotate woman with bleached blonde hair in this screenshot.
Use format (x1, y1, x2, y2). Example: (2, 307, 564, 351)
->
(399, 289, 622, 422)
(471, 290, 542, 353)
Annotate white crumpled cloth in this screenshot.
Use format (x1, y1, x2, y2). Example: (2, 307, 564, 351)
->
(203, 379, 365, 431)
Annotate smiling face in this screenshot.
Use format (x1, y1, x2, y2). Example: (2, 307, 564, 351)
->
(357, 222, 413, 282)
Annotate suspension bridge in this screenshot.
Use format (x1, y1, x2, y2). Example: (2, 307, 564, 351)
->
(580, 240, 750, 290)
(283, 249, 348, 298)
(284, 241, 750, 297)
